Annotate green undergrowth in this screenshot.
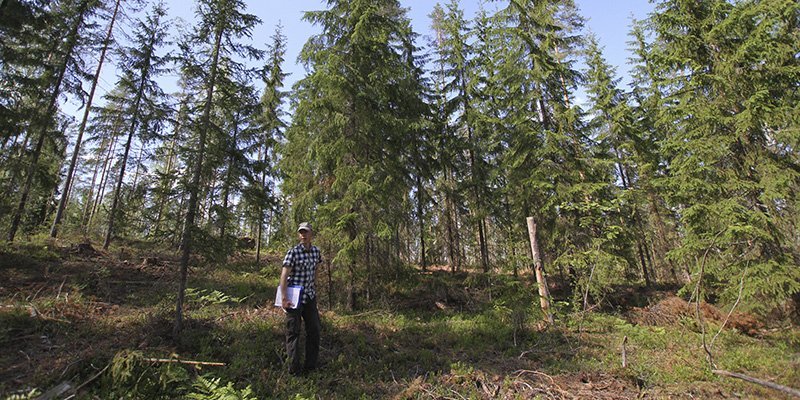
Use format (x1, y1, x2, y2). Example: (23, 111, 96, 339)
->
(1, 245, 798, 399)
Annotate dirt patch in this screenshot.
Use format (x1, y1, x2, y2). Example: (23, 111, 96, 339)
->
(515, 371, 641, 399)
(628, 296, 762, 335)
(394, 370, 642, 399)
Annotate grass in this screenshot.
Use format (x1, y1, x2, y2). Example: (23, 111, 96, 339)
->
(0, 240, 798, 399)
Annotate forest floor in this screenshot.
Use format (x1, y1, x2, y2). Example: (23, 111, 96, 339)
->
(0, 238, 798, 399)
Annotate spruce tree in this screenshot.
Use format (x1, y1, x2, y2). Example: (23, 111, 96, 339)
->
(51, 0, 124, 238)
(584, 36, 654, 285)
(282, 0, 426, 309)
(6, 0, 101, 242)
(647, 0, 800, 310)
(101, 2, 170, 249)
(174, 0, 262, 334)
(251, 24, 287, 262)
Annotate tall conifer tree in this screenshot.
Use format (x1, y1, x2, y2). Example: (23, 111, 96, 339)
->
(282, 0, 426, 309)
(647, 0, 800, 309)
(174, 0, 261, 334)
(101, 2, 170, 249)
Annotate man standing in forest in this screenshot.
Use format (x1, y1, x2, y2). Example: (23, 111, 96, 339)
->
(279, 222, 322, 376)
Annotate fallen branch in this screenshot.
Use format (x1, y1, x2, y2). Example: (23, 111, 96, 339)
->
(513, 369, 556, 385)
(143, 358, 225, 367)
(63, 364, 109, 400)
(712, 369, 800, 398)
(34, 380, 73, 400)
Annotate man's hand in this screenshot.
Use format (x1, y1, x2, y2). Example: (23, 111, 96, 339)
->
(282, 296, 293, 309)
(279, 266, 293, 310)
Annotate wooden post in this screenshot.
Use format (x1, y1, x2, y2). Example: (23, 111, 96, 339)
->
(622, 336, 628, 368)
(526, 217, 554, 324)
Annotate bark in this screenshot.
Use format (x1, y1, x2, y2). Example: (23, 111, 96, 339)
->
(255, 145, 266, 263)
(153, 134, 177, 237)
(219, 113, 239, 240)
(416, 174, 427, 271)
(526, 217, 554, 324)
(88, 133, 118, 229)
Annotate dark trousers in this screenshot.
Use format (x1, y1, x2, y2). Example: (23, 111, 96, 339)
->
(285, 297, 320, 373)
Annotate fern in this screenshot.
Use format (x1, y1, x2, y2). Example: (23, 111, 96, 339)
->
(3, 389, 41, 400)
(185, 288, 247, 306)
(186, 375, 256, 400)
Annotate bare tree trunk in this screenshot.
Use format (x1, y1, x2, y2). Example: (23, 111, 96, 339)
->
(153, 133, 177, 237)
(526, 217, 554, 324)
(51, 0, 121, 238)
(255, 144, 266, 263)
(219, 115, 239, 240)
(81, 151, 102, 233)
(129, 141, 145, 199)
(416, 175, 427, 271)
(88, 134, 118, 229)
(103, 77, 147, 249)
(326, 257, 333, 310)
(445, 179, 457, 273)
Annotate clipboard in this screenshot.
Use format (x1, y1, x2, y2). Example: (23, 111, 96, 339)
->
(274, 285, 302, 309)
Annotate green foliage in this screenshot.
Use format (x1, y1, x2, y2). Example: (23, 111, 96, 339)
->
(554, 245, 629, 311)
(103, 350, 255, 399)
(106, 350, 188, 399)
(187, 375, 256, 400)
(184, 288, 248, 306)
(2, 388, 41, 400)
(646, 0, 800, 311)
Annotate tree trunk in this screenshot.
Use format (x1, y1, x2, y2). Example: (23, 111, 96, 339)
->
(8, 0, 90, 242)
(416, 175, 427, 271)
(445, 176, 457, 273)
(255, 144, 266, 263)
(51, 0, 121, 238)
(219, 115, 239, 240)
(526, 217, 554, 324)
(153, 132, 178, 237)
(175, 23, 224, 337)
(103, 74, 148, 250)
(88, 133, 118, 229)
(129, 140, 145, 200)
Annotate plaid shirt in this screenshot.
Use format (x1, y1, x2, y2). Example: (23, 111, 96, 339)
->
(282, 243, 322, 304)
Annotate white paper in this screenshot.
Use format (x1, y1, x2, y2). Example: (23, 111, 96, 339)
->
(274, 285, 302, 309)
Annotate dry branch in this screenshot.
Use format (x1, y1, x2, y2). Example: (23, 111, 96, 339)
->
(143, 358, 225, 366)
(63, 364, 110, 400)
(34, 380, 73, 400)
(712, 369, 800, 398)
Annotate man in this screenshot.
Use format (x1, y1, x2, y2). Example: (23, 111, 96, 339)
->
(279, 222, 322, 376)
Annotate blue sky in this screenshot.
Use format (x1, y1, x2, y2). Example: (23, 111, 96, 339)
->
(164, 0, 654, 89)
(75, 1, 655, 119)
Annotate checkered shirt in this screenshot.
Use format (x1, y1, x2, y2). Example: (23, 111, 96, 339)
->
(282, 243, 322, 304)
